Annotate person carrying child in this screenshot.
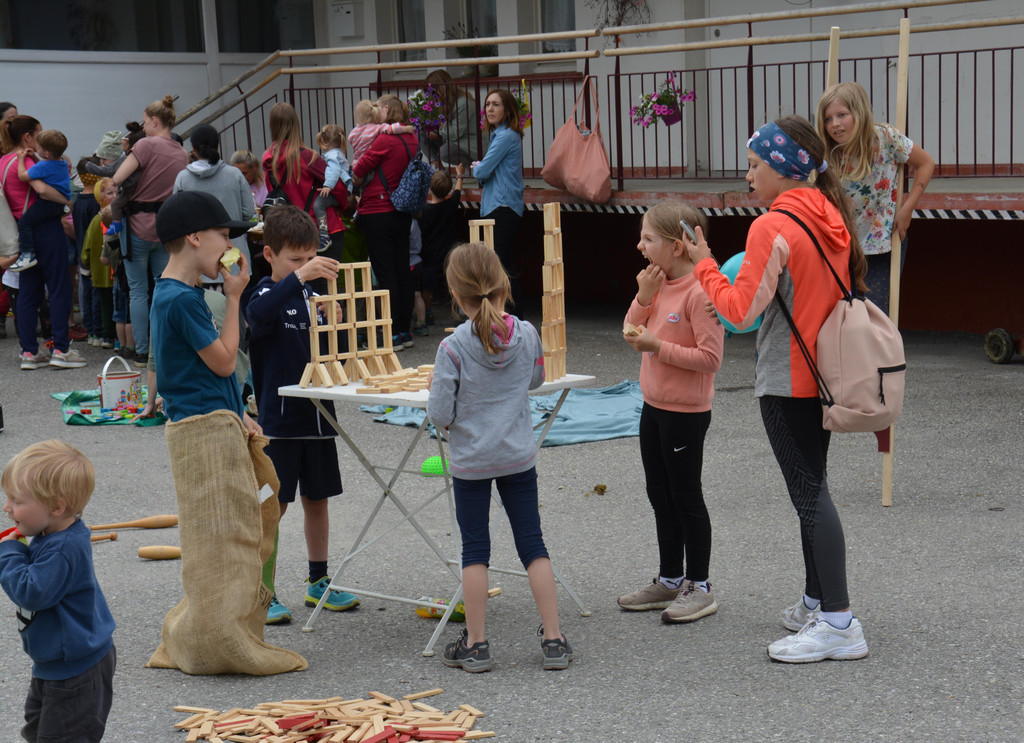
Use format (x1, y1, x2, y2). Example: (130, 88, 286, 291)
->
(816, 81, 934, 315)
(687, 115, 870, 663)
(416, 163, 464, 328)
(617, 201, 724, 623)
(245, 204, 360, 625)
(0, 440, 117, 742)
(313, 124, 353, 252)
(9, 129, 72, 273)
(145, 190, 306, 675)
(427, 242, 572, 673)
(347, 100, 416, 168)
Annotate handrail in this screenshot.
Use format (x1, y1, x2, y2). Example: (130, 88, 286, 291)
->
(605, 15, 1024, 56)
(177, 51, 281, 127)
(283, 29, 600, 57)
(180, 67, 284, 139)
(284, 51, 599, 76)
(601, 0, 992, 36)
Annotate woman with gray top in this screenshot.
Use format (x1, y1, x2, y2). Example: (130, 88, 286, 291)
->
(173, 124, 254, 276)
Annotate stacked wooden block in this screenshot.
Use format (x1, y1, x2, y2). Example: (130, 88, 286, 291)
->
(299, 262, 404, 389)
(172, 688, 495, 742)
(356, 366, 434, 394)
(541, 203, 566, 381)
(467, 219, 495, 250)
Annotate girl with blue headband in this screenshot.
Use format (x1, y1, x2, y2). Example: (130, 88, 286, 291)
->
(686, 115, 870, 664)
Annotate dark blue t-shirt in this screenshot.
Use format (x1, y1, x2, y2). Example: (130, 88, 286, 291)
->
(151, 277, 242, 421)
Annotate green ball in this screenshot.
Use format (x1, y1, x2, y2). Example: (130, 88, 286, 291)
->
(420, 456, 448, 476)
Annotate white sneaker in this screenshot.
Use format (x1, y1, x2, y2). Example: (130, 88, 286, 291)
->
(781, 597, 821, 631)
(768, 617, 868, 663)
(50, 348, 87, 368)
(9, 251, 37, 272)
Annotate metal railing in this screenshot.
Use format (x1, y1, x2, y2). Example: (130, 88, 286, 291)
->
(182, 1, 1024, 196)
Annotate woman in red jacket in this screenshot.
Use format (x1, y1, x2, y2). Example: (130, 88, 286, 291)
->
(351, 94, 419, 349)
(262, 102, 348, 294)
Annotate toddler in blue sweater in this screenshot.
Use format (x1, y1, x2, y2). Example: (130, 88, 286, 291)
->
(0, 440, 116, 742)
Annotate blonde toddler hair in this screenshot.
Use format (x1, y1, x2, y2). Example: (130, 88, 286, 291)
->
(316, 123, 347, 155)
(354, 100, 376, 126)
(2, 440, 96, 516)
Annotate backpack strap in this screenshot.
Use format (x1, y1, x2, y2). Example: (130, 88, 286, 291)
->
(771, 209, 844, 407)
(373, 135, 415, 200)
(268, 155, 318, 213)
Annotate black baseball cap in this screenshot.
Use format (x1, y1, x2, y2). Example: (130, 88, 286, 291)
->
(156, 190, 252, 244)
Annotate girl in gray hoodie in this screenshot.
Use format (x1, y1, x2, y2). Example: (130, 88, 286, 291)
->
(428, 242, 572, 673)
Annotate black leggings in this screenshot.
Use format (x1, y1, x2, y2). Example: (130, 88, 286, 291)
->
(759, 395, 849, 611)
(639, 403, 713, 582)
(359, 211, 413, 334)
(487, 206, 523, 318)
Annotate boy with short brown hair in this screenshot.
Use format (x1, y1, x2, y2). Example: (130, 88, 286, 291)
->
(0, 439, 116, 743)
(246, 204, 359, 624)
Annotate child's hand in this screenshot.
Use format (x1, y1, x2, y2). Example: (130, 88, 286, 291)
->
(221, 251, 250, 299)
(300, 256, 341, 282)
(242, 412, 262, 438)
(686, 225, 713, 265)
(455, 162, 466, 177)
(635, 263, 665, 306)
(134, 395, 163, 421)
(318, 186, 331, 198)
(623, 324, 662, 354)
(704, 299, 722, 326)
(894, 204, 913, 240)
(0, 526, 23, 543)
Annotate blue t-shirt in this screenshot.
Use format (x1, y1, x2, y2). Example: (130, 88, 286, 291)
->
(26, 159, 72, 199)
(473, 124, 525, 218)
(151, 277, 242, 421)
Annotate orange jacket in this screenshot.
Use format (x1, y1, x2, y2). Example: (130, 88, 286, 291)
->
(694, 188, 851, 398)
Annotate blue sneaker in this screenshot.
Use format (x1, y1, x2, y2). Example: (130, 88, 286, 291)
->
(305, 576, 360, 611)
(266, 595, 292, 625)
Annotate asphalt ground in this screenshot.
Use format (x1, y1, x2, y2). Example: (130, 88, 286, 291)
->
(0, 302, 1022, 742)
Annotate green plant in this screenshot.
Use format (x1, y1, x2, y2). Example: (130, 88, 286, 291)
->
(444, 22, 497, 58)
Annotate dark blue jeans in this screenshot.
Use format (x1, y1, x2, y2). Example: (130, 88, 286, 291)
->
(22, 645, 116, 743)
(16, 217, 71, 354)
(453, 467, 548, 569)
(17, 199, 65, 253)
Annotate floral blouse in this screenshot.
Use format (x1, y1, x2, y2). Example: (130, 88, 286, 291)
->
(843, 123, 914, 255)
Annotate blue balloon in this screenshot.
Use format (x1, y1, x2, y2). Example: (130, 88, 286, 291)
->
(717, 252, 762, 335)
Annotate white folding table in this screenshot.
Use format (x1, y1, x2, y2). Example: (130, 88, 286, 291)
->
(279, 373, 595, 655)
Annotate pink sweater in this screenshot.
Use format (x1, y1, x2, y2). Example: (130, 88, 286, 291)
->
(625, 272, 724, 413)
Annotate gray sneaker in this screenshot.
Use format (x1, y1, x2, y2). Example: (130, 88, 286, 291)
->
(617, 578, 680, 611)
(50, 348, 87, 368)
(20, 350, 50, 370)
(782, 597, 821, 632)
(661, 581, 718, 623)
(442, 629, 492, 673)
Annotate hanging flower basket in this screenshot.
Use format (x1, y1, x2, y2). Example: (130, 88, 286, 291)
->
(629, 73, 695, 129)
(407, 85, 447, 133)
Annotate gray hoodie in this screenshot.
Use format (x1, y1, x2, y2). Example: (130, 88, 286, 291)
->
(428, 315, 545, 480)
(173, 159, 254, 257)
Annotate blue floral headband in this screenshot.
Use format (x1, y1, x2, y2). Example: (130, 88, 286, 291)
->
(747, 122, 827, 181)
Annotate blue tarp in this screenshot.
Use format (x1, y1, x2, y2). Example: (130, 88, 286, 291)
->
(360, 380, 642, 446)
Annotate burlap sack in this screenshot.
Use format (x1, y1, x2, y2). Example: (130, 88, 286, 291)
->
(146, 410, 307, 675)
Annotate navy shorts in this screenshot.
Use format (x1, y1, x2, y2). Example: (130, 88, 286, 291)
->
(265, 438, 343, 503)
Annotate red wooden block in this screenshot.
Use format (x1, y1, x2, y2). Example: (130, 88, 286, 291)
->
(277, 713, 316, 730)
(361, 727, 399, 743)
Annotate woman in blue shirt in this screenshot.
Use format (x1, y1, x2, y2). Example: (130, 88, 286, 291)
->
(472, 89, 525, 316)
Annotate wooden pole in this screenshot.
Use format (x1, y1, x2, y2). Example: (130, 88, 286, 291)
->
(881, 17, 911, 508)
(827, 27, 840, 87)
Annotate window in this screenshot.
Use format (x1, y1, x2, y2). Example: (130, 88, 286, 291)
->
(540, 0, 575, 53)
(217, 0, 315, 54)
(0, 0, 204, 52)
(396, 0, 426, 61)
(466, 0, 497, 39)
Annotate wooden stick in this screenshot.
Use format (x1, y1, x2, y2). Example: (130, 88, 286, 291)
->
(882, 17, 911, 508)
(89, 514, 178, 530)
(90, 532, 117, 543)
(827, 26, 840, 87)
(138, 545, 181, 560)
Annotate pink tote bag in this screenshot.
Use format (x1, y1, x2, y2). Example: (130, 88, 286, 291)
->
(541, 76, 612, 203)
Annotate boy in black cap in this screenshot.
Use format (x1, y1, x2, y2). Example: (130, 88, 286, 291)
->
(152, 190, 253, 424)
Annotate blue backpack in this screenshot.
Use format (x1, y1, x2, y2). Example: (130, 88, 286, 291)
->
(376, 136, 433, 214)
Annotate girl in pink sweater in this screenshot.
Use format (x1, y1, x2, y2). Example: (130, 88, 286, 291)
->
(617, 201, 724, 624)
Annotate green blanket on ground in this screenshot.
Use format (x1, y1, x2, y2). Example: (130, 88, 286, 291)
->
(51, 389, 167, 426)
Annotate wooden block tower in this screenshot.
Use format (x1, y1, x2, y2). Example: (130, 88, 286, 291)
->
(299, 262, 404, 388)
(541, 203, 566, 381)
(468, 218, 495, 250)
